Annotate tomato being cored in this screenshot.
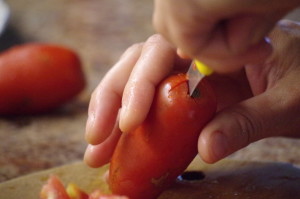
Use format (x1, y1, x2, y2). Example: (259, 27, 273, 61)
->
(109, 73, 217, 199)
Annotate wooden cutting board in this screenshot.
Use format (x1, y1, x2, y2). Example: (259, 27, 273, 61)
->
(1, 157, 300, 199)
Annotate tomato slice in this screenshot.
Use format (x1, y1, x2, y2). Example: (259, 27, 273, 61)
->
(40, 175, 70, 199)
(40, 175, 128, 199)
(66, 183, 89, 199)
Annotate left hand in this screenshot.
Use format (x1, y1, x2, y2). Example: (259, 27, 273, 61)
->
(85, 35, 184, 167)
(152, 0, 299, 73)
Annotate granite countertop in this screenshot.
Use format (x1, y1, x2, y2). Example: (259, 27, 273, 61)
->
(0, 0, 300, 183)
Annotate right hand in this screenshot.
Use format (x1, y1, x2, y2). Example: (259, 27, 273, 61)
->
(153, 0, 300, 73)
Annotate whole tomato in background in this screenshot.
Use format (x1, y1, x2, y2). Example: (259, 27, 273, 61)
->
(0, 44, 85, 115)
(109, 73, 217, 199)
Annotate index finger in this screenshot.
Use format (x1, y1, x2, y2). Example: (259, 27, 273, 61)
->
(119, 34, 178, 133)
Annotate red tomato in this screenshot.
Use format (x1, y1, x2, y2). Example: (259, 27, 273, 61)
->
(40, 175, 70, 199)
(109, 73, 217, 199)
(0, 43, 85, 115)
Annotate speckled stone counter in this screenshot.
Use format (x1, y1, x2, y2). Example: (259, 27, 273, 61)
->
(0, 0, 299, 183)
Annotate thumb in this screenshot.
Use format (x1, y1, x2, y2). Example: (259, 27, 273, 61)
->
(198, 86, 300, 163)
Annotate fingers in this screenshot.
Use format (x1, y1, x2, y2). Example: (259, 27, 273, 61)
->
(84, 116, 122, 168)
(198, 19, 300, 163)
(153, 0, 294, 73)
(198, 70, 300, 163)
(119, 34, 177, 133)
(85, 34, 179, 168)
(85, 43, 143, 145)
(85, 34, 179, 167)
(153, 0, 216, 58)
(196, 37, 272, 73)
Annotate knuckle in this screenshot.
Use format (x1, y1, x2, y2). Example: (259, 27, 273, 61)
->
(145, 34, 166, 46)
(121, 42, 144, 58)
(230, 106, 263, 144)
(127, 42, 144, 51)
(141, 34, 173, 59)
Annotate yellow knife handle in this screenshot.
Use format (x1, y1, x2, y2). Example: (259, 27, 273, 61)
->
(195, 60, 213, 76)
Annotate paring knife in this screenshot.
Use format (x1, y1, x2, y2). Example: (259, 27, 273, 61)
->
(187, 60, 213, 97)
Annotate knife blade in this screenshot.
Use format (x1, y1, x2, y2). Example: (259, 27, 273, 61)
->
(187, 60, 213, 97)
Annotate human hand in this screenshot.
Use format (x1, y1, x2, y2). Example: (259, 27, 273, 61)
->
(84, 20, 300, 167)
(153, 0, 300, 73)
(84, 35, 190, 167)
(199, 19, 300, 163)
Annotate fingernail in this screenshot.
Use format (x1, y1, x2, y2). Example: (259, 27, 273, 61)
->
(84, 145, 102, 168)
(211, 131, 229, 160)
(85, 112, 95, 142)
(83, 145, 93, 165)
(119, 106, 137, 133)
(176, 48, 190, 59)
(85, 122, 93, 143)
(87, 103, 96, 127)
(119, 106, 127, 121)
(119, 107, 128, 132)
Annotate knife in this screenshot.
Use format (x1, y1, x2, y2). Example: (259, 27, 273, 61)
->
(187, 60, 213, 97)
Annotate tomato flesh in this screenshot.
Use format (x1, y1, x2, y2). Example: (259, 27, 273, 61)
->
(40, 175, 71, 199)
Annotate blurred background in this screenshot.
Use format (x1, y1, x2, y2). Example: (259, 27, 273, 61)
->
(0, 0, 154, 182)
(0, 0, 299, 183)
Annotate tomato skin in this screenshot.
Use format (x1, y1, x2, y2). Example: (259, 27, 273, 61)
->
(0, 44, 85, 115)
(109, 73, 217, 199)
